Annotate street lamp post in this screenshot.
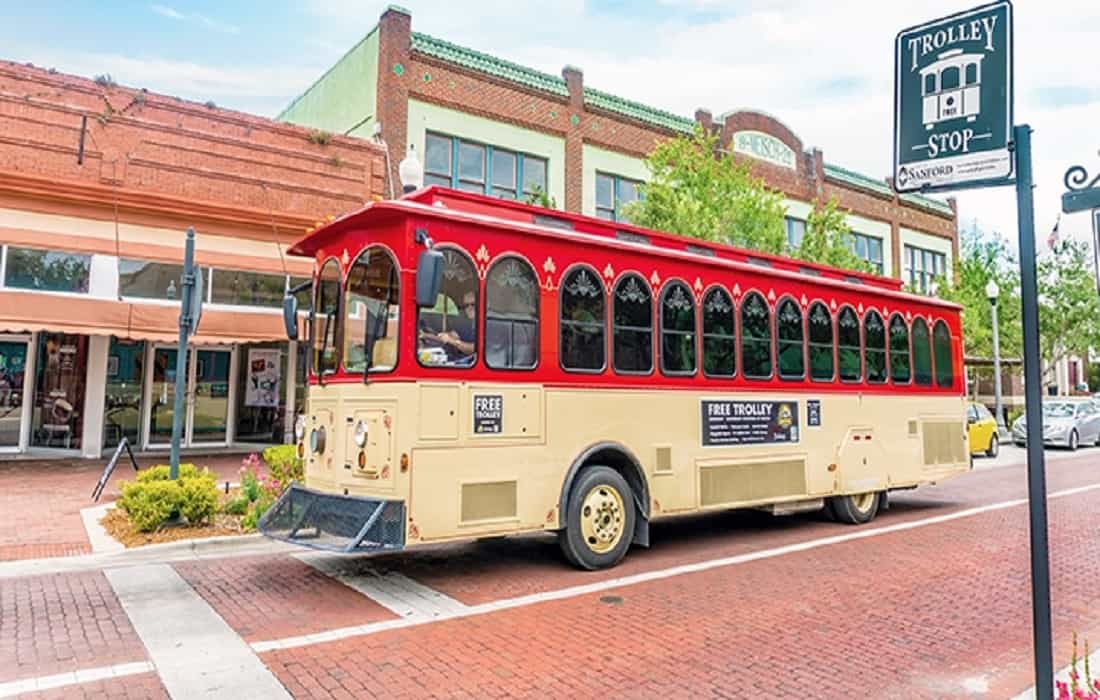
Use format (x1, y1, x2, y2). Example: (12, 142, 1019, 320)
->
(987, 279, 1007, 437)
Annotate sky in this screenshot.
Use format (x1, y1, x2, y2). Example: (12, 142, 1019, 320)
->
(3, 0, 1097, 253)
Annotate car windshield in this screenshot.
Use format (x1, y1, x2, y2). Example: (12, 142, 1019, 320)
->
(1042, 403, 1075, 418)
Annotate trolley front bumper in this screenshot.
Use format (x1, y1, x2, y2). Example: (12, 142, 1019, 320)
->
(258, 484, 406, 553)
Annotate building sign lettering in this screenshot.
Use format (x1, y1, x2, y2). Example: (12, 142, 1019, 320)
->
(894, 2, 1013, 192)
(732, 131, 796, 171)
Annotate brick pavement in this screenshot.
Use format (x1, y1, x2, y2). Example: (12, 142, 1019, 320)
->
(174, 554, 398, 643)
(10, 673, 169, 699)
(0, 453, 254, 562)
(0, 572, 148, 683)
(257, 462, 1100, 699)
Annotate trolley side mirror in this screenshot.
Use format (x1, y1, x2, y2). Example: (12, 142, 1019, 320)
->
(416, 249, 443, 307)
(282, 295, 299, 340)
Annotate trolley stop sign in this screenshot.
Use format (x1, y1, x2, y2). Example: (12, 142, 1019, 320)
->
(894, 1, 1013, 193)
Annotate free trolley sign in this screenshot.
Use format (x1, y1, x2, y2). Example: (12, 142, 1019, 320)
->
(701, 400, 799, 447)
(894, 1, 1013, 192)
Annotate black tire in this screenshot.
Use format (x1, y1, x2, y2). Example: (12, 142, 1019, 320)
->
(827, 492, 881, 525)
(1068, 430, 1079, 452)
(986, 434, 999, 458)
(559, 466, 636, 571)
(821, 498, 837, 521)
(1015, 441, 1025, 448)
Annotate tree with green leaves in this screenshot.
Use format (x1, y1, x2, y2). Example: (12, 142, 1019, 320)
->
(1036, 238, 1100, 386)
(623, 126, 868, 272)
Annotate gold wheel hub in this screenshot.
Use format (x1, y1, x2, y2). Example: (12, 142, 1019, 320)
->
(579, 485, 625, 554)
(852, 492, 876, 514)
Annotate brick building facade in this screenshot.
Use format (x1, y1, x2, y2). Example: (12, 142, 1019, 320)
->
(280, 6, 958, 289)
(0, 60, 386, 457)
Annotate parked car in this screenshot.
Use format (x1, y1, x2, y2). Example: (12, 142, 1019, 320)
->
(1012, 398, 1100, 451)
(968, 402, 999, 457)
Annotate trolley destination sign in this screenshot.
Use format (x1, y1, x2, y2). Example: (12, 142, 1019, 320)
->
(894, 1, 1013, 192)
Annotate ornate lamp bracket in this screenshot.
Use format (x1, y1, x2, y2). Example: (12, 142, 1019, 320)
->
(1062, 152, 1100, 214)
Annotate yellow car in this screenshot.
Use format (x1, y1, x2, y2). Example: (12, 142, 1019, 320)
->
(968, 403, 1000, 457)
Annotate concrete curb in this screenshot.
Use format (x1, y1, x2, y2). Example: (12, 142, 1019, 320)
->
(79, 503, 124, 554)
(0, 532, 294, 579)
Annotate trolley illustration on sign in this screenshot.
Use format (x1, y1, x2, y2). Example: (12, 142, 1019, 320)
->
(920, 49, 983, 129)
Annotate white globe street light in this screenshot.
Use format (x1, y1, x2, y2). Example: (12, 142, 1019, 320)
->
(398, 144, 423, 195)
(986, 279, 1007, 436)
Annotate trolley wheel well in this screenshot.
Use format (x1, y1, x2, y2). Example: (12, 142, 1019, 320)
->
(559, 442, 650, 547)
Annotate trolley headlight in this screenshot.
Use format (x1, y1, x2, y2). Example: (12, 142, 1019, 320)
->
(353, 420, 368, 448)
(294, 415, 306, 442)
(310, 426, 326, 454)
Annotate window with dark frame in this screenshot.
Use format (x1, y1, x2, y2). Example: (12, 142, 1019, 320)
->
(424, 132, 548, 203)
(807, 302, 834, 381)
(596, 172, 643, 222)
(933, 320, 954, 388)
(889, 314, 911, 383)
(485, 256, 539, 370)
(905, 244, 947, 294)
(849, 233, 885, 275)
(313, 259, 342, 374)
(702, 287, 735, 377)
(343, 247, 400, 374)
(560, 266, 605, 372)
(5, 247, 91, 294)
(612, 275, 653, 374)
(912, 318, 933, 386)
(785, 217, 807, 249)
(865, 311, 888, 383)
(660, 282, 696, 375)
(741, 293, 772, 379)
(776, 298, 804, 380)
(837, 307, 862, 382)
(417, 248, 478, 368)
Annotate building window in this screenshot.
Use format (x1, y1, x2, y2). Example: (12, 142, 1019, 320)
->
(210, 268, 286, 308)
(596, 173, 643, 222)
(485, 256, 539, 370)
(660, 282, 696, 376)
(850, 233, 884, 275)
(118, 259, 187, 300)
(4, 247, 90, 294)
(612, 274, 653, 374)
(905, 244, 947, 294)
(425, 132, 548, 202)
(560, 266, 605, 372)
(785, 217, 807, 249)
(701, 287, 735, 378)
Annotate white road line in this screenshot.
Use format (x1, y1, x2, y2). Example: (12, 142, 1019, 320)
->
(296, 552, 469, 619)
(0, 661, 154, 698)
(253, 481, 1100, 653)
(106, 564, 291, 699)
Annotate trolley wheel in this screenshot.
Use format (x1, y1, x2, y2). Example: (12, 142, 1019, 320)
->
(827, 491, 881, 525)
(559, 466, 635, 571)
(986, 434, 999, 458)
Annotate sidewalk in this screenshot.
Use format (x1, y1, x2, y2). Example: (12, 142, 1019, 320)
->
(0, 453, 249, 562)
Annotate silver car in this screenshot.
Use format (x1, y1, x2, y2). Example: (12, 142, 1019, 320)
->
(1012, 399, 1100, 451)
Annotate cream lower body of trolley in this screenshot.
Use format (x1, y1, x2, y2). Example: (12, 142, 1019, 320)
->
(259, 382, 970, 570)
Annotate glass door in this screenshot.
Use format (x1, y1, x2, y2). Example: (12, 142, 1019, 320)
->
(188, 348, 231, 446)
(146, 346, 232, 448)
(0, 339, 28, 449)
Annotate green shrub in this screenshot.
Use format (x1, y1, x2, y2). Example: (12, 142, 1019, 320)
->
(241, 490, 276, 531)
(224, 495, 250, 516)
(119, 480, 180, 532)
(119, 464, 219, 531)
(136, 463, 201, 483)
(179, 475, 218, 525)
(241, 468, 261, 502)
(263, 444, 303, 490)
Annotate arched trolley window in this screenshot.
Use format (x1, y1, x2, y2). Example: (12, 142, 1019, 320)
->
(612, 274, 653, 374)
(416, 248, 478, 368)
(742, 292, 773, 380)
(912, 318, 933, 386)
(344, 247, 400, 374)
(837, 306, 861, 382)
(933, 320, 954, 388)
(660, 281, 696, 375)
(864, 311, 888, 384)
(485, 256, 539, 370)
(776, 298, 803, 380)
(807, 302, 833, 382)
(889, 314, 911, 384)
(312, 258, 341, 375)
(702, 287, 735, 377)
(560, 266, 605, 372)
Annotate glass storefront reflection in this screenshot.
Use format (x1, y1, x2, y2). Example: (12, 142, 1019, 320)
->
(235, 342, 287, 444)
(0, 341, 27, 447)
(104, 339, 144, 448)
(31, 333, 87, 450)
(192, 349, 230, 444)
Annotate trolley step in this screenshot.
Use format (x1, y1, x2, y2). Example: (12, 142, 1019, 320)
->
(258, 484, 405, 553)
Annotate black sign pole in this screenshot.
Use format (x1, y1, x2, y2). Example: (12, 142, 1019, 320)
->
(1014, 124, 1053, 700)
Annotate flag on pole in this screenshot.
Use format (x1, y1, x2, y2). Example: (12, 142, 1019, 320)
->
(1047, 215, 1061, 250)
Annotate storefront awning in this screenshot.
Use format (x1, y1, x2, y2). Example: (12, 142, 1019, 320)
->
(0, 291, 291, 345)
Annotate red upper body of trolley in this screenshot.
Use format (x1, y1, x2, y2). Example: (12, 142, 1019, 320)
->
(287, 186, 964, 396)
